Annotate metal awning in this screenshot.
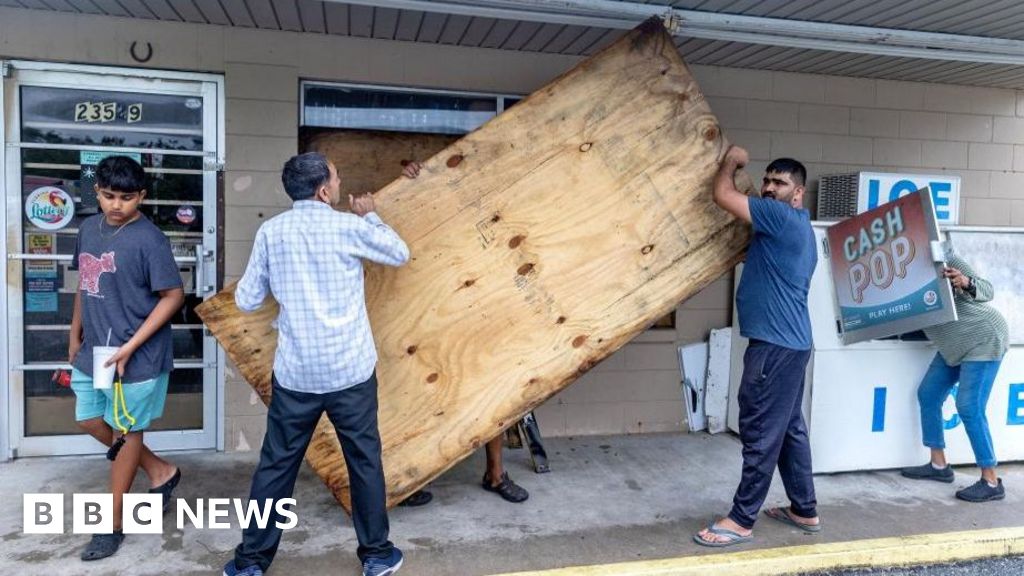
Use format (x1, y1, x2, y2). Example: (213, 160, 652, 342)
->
(4, 0, 1024, 88)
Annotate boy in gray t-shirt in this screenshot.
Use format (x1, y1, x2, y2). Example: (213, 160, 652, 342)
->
(68, 156, 185, 561)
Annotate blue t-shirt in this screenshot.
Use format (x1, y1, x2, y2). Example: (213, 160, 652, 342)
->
(735, 196, 817, 351)
(71, 214, 183, 383)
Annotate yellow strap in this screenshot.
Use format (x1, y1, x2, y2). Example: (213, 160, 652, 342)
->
(112, 378, 136, 434)
(112, 380, 127, 434)
(118, 380, 136, 428)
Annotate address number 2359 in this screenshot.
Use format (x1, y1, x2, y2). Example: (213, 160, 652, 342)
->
(74, 102, 143, 124)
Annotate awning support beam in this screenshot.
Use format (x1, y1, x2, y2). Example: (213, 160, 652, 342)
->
(336, 0, 1024, 65)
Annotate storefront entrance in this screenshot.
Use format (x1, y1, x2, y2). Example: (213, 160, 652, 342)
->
(2, 62, 224, 458)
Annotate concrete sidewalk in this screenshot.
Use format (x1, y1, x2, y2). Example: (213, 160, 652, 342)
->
(1, 432, 1021, 576)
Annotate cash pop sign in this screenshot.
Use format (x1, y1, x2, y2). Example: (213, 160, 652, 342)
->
(827, 188, 957, 344)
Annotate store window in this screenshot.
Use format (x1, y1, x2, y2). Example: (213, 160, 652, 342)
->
(302, 82, 517, 135)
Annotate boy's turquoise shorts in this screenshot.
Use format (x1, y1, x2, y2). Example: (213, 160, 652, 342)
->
(70, 368, 169, 432)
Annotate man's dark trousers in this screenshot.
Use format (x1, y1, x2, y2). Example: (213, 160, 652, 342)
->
(234, 372, 393, 571)
(729, 339, 816, 529)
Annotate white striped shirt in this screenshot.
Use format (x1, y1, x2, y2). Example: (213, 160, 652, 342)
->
(235, 200, 409, 393)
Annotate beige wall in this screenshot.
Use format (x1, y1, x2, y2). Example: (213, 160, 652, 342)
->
(3, 7, 1023, 449)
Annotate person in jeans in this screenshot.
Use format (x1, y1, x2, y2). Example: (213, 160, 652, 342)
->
(901, 254, 1008, 502)
(694, 146, 820, 546)
(223, 152, 408, 576)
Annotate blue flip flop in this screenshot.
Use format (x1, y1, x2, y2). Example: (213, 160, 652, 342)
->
(692, 522, 754, 547)
(764, 507, 822, 533)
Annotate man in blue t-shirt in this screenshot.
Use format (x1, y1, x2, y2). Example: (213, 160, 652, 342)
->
(694, 146, 820, 547)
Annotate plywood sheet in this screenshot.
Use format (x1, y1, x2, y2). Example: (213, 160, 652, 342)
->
(198, 18, 753, 511)
(302, 129, 457, 196)
(305, 128, 676, 328)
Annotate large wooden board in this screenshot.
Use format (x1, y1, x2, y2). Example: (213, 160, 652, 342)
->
(302, 128, 457, 197)
(304, 129, 678, 328)
(198, 19, 753, 511)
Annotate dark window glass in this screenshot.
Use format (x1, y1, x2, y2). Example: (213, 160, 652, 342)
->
(303, 84, 498, 135)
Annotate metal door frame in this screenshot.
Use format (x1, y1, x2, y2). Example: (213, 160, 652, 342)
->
(1, 61, 8, 462)
(2, 60, 225, 459)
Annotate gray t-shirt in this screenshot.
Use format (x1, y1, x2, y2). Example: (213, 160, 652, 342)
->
(71, 214, 183, 383)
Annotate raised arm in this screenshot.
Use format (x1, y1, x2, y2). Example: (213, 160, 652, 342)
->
(350, 193, 410, 267)
(713, 145, 752, 223)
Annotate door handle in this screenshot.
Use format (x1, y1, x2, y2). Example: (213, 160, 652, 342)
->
(194, 245, 214, 298)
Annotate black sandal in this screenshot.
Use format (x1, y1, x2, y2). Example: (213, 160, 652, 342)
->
(148, 468, 181, 512)
(482, 472, 529, 503)
(81, 532, 124, 561)
(398, 489, 434, 507)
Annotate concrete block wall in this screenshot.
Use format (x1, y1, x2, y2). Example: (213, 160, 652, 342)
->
(692, 68, 1024, 226)
(3, 7, 1024, 448)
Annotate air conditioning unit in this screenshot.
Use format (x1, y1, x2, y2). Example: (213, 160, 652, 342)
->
(816, 173, 859, 221)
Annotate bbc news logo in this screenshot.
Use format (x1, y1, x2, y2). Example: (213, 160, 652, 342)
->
(23, 494, 298, 534)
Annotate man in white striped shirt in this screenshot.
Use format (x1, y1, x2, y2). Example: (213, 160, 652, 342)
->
(223, 152, 408, 576)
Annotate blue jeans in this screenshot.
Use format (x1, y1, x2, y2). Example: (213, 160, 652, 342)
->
(917, 353, 1002, 469)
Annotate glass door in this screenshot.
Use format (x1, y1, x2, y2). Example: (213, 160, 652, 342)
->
(3, 62, 223, 457)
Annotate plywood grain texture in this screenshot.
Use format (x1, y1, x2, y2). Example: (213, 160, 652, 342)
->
(303, 129, 457, 196)
(197, 18, 753, 511)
